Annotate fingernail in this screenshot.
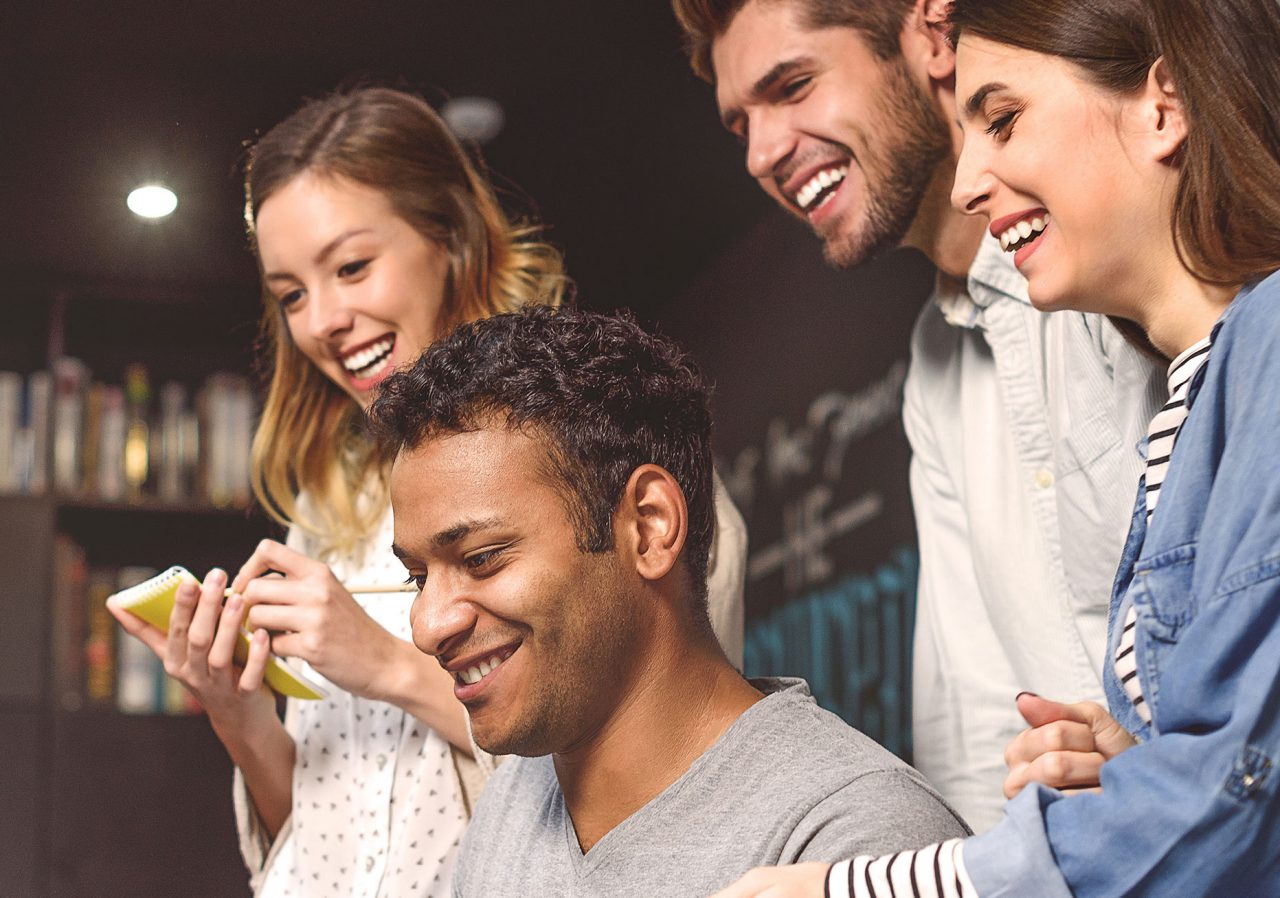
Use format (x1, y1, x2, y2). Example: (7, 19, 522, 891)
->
(208, 568, 226, 586)
(1015, 691, 1040, 702)
(226, 594, 242, 612)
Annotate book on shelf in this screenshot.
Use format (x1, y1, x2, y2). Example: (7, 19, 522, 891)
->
(52, 357, 90, 494)
(114, 565, 163, 714)
(0, 360, 256, 507)
(82, 566, 119, 709)
(14, 370, 52, 494)
(51, 534, 87, 711)
(0, 371, 23, 493)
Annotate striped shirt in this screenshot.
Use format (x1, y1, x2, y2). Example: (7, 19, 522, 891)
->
(825, 337, 1215, 898)
(1115, 336, 1213, 725)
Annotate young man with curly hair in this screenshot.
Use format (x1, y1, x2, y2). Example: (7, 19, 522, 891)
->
(368, 307, 966, 897)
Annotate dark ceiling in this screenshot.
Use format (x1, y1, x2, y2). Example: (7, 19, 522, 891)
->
(1, 0, 774, 320)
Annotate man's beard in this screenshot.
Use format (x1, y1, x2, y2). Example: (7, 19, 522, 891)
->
(822, 59, 951, 269)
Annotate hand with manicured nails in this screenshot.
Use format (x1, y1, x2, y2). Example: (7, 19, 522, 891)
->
(109, 566, 296, 836)
(707, 863, 830, 897)
(231, 538, 471, 752)
(232, 538, 403, 701)
(107, 567, 278, 731)
(1003, 693, 1138, 799)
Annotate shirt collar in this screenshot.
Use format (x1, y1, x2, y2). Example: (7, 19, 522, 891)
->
(936, 233, 1031, 329)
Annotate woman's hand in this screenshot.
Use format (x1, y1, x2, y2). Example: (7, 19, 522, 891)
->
(709, 863, 830, 897)
(1003, 693, 1137, 798)
(109, 567, 295, 834)
(231, 539, 404, 700)
(107, 567, 278, 732)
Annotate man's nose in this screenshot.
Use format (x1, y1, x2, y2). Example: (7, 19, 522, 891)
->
(746, 110, 796, 183)
(410, 573, 479, 659)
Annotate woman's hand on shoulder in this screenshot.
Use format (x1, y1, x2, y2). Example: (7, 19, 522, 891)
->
(232, 538, 398, 699)
(1003, 693, 1137, 798)
(107, 567, 279, 736)
(708, 863, 830, 897)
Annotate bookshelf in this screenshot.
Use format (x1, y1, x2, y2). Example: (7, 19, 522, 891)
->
(1, 280, 272, 898)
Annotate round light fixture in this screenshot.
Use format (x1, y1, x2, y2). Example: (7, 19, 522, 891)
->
(441, 96, 505, 145)
(127, 184, 178, 219)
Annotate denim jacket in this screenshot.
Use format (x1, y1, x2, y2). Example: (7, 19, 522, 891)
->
(965, 270, 1280, 898)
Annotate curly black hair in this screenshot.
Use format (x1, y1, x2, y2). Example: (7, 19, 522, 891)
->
(368, 306, 715, 608)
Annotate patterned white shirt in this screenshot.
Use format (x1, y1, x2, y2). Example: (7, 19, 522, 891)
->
(236, 504, 466, 898)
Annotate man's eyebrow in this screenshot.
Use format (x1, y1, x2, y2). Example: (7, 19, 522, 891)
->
(720, 57, 814, 130)
(261, 228, 373, 283)
(963, 82, 1008, 119)
(431, 516, 506, 549)
(389, 517, 507, 563)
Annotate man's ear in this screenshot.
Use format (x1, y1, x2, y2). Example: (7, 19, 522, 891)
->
(907, 0, 956, 82)
(1144, 56, 1188, 164)
(618, 465, 687, 583)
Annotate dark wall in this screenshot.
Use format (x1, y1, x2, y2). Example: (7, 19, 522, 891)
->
(658, 210, 935, 759)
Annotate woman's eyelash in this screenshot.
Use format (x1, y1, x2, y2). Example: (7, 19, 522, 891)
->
(338, 259, 370, 277)
(985, 110, 1019, 138)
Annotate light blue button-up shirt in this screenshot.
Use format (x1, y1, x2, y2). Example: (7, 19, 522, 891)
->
(907, 236, 1164, 831)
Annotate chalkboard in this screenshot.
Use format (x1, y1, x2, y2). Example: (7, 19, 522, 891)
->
(659, 210, 935, 760)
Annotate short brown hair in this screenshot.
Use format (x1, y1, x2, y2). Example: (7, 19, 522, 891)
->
(672, 0, 917, 82)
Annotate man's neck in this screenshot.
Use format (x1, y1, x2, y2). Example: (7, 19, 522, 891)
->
(902, 151, 987, 280)
(552, 635, 762, 853)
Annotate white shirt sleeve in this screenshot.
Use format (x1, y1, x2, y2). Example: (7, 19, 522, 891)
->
(903, 318, 1023, 834)
(708, 467, 748, 669)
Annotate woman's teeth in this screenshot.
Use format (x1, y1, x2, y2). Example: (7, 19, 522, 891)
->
(455, 652, 509, 686)
(1000, 214, 1050, 252)
(342, 337, 394, 378)
(796, 165, 849, 212)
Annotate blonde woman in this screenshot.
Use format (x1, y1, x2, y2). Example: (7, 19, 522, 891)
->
(110, 86, 747, 897)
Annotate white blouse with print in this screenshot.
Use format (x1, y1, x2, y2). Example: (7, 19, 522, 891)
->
(234, 505, 466, 898)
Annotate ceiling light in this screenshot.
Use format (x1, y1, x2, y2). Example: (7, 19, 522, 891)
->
(441, 97, 505, 144)
(127, 184, 178, 219)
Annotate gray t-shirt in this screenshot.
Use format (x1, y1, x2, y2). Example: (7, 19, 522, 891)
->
(454, 678, 968, 897)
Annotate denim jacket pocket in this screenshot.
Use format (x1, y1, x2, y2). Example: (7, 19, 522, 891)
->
(1131, 544, 1197, 724)
(1133, 544, 1198, 634)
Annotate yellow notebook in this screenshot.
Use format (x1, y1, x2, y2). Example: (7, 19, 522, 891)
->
(108, 565, 328, 700)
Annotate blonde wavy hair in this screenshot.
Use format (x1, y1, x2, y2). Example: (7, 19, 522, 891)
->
(244, 86, 567, 553)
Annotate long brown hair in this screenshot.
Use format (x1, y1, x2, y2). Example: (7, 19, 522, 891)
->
(244, 87, 568, 552)
(1148, 0, 1280, 285)
(948, 0, 1280, 286)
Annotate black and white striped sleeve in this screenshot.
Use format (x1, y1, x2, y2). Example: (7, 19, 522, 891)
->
(825, 839, 979, 898)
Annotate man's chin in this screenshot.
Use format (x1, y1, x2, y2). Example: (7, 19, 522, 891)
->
(472, 721, 545, 758)
(819, 212, 911, 270)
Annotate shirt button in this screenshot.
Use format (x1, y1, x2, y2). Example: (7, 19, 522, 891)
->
(1034, 468, 1054, 489)
(366, 856, 375, 872)
(376, 754, 387, 770)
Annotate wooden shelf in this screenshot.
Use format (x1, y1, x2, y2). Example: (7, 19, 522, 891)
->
(0, 466, 269, 897)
